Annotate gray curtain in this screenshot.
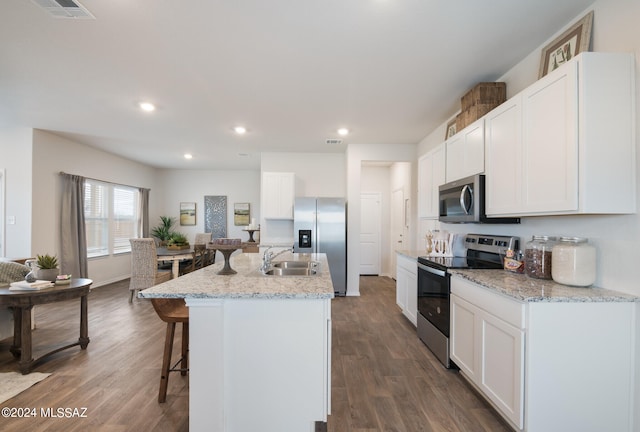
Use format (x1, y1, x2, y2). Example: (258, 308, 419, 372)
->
(60, 173, 88, 278)
(139, 188, 150, 237)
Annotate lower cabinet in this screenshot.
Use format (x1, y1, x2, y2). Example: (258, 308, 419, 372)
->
(451, 275, 636, 432)
(395, 253, 417, 326)
(187, 297, 331, 431)
(451, 281, 524, 428)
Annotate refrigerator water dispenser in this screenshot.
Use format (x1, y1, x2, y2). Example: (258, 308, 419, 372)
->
(299, 230, 312, 248)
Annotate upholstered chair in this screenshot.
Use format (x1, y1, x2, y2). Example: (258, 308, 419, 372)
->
(128, 238, 172, 303)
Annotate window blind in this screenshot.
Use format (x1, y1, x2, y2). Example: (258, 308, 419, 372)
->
(84, 180, 139, 258)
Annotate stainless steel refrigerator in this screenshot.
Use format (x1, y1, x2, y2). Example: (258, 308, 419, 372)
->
(293, 197, 347, 296)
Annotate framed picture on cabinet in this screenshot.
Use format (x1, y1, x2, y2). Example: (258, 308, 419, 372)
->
(180, 202, 196, 226)
(539, 11, 593, 78)
(445, 118, 457, 139)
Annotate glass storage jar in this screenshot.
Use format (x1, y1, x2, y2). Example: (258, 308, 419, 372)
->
(551, 237, 596, 287)
(524, 235, 557, 279)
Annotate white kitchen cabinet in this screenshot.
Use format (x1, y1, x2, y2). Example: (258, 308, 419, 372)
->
(451, 275, 636, 432)
(395, 253, 417, 326)
(484, 97, 522, 214)
(188, 297, 331, 432)
(417, 143, 446, 219)
(486, 52, 635, 216)
(451, 279, 524, 429)
(445, 118, 484, 183)
(261, 172, 295, 219)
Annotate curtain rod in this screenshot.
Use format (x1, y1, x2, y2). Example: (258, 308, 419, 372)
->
(59, 172, 149, 191)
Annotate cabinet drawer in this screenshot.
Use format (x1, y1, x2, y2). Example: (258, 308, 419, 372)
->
(451, 276, 525, 329)
(396, 254, 417, 274)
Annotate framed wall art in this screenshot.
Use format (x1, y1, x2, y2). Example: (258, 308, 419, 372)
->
(180, 202, 196, 226)
(539, 11, 593, 78)
(233, 203, 250, 226)
(445, 118, 457, 139)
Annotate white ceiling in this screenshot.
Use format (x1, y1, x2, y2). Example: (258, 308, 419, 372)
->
(0, 0, 595, 170)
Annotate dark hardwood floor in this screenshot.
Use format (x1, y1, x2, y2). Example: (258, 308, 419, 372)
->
(0, 276, 510, 431)
(331, 276, 511, 432)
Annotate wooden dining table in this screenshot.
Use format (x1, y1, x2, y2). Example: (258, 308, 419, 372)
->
(156, 246, 194, 279)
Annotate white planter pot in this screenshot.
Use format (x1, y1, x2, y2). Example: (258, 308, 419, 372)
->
(36, 268, 59, 282)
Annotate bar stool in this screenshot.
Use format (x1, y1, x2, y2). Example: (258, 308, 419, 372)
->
(150, 298, 189, 403)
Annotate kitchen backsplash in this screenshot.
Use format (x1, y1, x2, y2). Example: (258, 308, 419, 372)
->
(418, 213, 638, 295)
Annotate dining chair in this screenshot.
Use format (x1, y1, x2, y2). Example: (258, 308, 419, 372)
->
(194, 232, 212, 245)
(194, 232, 216, 266)
(129, 238, 172, 303)
(181, 244, 208, 274)
(150, 298, 188, 403)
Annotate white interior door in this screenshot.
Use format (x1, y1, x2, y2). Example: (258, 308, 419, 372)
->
(359, 193, 381, 275)
(391, 188, 405, 279)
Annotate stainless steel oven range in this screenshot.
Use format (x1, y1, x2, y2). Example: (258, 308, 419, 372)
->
(417, 234, 519, 368)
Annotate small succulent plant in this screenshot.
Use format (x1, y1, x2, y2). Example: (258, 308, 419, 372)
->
(36, 254, 59, 269)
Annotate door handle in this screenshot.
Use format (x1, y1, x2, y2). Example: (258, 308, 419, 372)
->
(460, 185, 473, 215)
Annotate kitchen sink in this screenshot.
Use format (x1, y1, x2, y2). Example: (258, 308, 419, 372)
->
(264, 268, 318, 276)
(272, 260, 319, 269)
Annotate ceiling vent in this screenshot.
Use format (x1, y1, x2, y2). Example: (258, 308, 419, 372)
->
(325, 138, 343, 145)
(31, 0, 95, 19)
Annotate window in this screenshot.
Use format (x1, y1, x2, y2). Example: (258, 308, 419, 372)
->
(84, 180, 139, 258)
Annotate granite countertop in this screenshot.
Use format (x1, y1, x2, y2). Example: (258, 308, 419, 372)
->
(396, 250, 423, 260)
(139, 252, 334, 300)
(450, 269, 639, 303)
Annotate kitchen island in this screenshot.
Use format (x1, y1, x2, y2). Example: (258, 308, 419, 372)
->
(449, 269, 639, 432)
(140, 252, 334, 432)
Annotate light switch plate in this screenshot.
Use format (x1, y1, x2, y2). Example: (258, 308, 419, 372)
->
(7, 216, 15, 225)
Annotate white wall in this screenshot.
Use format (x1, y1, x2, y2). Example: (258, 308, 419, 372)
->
(31, 130, 159, 286)
(259, 152, 347, 245)
(260, 152, 346, 198)
(347, 144, 417, 296)
(416, 2, 640, 297)
(154, 169, 261, 249)
(0, 125, 33, 258)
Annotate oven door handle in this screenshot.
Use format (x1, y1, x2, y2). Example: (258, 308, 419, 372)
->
(418, 262, 446, 277)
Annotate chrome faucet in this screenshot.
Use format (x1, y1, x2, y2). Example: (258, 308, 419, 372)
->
(261, 246, 293, 273)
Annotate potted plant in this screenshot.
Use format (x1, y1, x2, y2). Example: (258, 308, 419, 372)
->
(35, 253, 60, 282)
(151, 216, 176, 246)
(167, 232, 190, 250)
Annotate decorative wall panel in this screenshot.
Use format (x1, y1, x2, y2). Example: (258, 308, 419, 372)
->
(204, 195, 227, 239)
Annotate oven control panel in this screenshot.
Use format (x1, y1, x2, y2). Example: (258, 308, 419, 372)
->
(465, 234, 519, 254)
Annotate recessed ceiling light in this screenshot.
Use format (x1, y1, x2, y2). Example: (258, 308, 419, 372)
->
(337, 128, 349, 136)
(184, 153, 193, 159)
(238, 153, 249, 157)
(234, 126, 247, 135)
(139, 102, 156, 112)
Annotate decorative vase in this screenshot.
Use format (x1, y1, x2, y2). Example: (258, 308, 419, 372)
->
(36, 268, 60, 282)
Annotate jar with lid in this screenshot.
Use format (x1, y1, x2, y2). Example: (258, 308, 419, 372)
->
(551, 237, 596, 287)
(524, 235, 557, 279)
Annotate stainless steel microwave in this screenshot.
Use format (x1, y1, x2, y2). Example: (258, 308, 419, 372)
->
(438, 174, 520, 224)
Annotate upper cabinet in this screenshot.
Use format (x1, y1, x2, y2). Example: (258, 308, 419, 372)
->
(485, 53, 636, 217)
(418, 143, 446, 219)
(261, 172, 295, 219)
(445, 118, 485, 183)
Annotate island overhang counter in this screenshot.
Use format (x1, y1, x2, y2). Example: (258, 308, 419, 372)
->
(140, 252, 334, 432)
